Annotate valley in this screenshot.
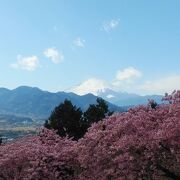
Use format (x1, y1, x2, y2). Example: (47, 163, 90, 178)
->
(0, 114, 44, 142)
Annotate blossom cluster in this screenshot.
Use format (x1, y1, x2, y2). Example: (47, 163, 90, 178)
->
(163, 90, 180, 104)
(0, 91, 179, 179)
(0, 129, 80, 179)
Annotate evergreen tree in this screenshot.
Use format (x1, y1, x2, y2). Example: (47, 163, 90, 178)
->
(45, 98, 113, 140)
(0, 135, 2, 145)
(44, 99, 83, 140)
(84, 98, 113, 124)
(148, 99, 158, 109)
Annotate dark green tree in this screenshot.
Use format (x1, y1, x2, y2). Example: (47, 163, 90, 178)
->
(0, 135, 2, 145)
(44, 99, 83, 140)
(84, 98, 113, 124)
(45, 98, 113, 140)
(148, 99, 158, 109)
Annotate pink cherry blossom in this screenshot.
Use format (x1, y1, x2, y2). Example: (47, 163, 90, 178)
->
(0, 90, 179, 179)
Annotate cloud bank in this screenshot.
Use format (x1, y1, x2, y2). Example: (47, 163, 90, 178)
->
(71, 67, 180, 95)
(139, 75, 180, 95)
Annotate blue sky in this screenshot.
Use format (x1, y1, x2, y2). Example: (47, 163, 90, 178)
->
(0, 0, 180, 95)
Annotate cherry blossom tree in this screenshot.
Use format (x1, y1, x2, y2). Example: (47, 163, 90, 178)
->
(0, 90, 179, 179)
(76, 90, 180, 179)
(0, 129, 80, 179)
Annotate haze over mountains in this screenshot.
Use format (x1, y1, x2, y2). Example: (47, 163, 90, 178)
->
(97, 88, 163, 106)
(0, 86, 122, 119)
(0, 86, 163, 120)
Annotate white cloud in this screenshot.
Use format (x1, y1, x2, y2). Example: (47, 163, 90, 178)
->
(112, 67, 142, 91)
(71, 78, 108, 96)
(73, 37, 85, 47)
(112, 67, 142, 93)
(107, 94, 115, 99)
(69, 66, 180, 96)
(11, 55, 39, 71)
(44, 48, 64, 64)
(116, 67, 142, 81)
(71, 67, 142, 96)
(139, 75, 180, 95)
(102, 19, 120, 32)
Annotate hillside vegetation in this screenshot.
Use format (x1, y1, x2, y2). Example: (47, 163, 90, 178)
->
(0, 91, 179, 179)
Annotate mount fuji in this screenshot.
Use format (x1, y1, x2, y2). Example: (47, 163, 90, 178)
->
(94, 88, 163, 107)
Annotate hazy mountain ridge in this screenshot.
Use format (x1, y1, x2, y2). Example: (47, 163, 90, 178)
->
(0, 86, 123, 119)
(97, 88, 163, 106)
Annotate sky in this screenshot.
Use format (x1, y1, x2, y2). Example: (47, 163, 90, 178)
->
(0, 0, 180, 95)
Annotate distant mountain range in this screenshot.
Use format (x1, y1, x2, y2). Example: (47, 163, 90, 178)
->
(0, 86, 164, 121)
(0, 86, 123, 119)
(97, 88, 163, 106)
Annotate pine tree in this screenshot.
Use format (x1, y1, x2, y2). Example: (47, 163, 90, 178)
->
(44, 99, 83, 140)
(84, 98, 113, 124)
(0, 135, 2, 145)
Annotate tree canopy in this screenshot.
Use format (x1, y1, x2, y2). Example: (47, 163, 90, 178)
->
(0, 90, 179, 179)
(44, 99, 83, 140)
(45, 98, 113, 140)
(84, 98, 113, 124)
(0, 135, 2, 145)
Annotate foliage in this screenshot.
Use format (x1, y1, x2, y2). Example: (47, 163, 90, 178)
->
(0, 129, 80, 179)
(148, 99, 158, 109)
(0, 135, 2, 145)
(77, 90, 180, 179)
(0, 91, 179, 179)
(44, 99, 83, 140)
(84, 98, 113, 124)
(45, 98, 113, 140)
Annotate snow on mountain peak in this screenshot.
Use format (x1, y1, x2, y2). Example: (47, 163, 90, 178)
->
(71, 78, 108, 96)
